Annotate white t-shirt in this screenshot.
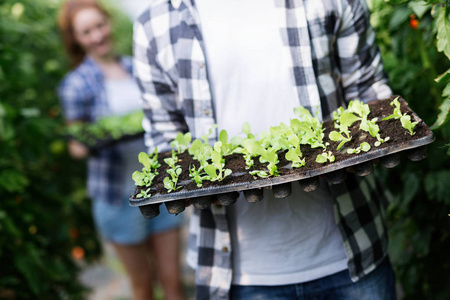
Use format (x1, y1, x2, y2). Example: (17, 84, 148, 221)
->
(105, 75, 145, 192)
(196, 0, 348, 285)
(105, 76, 142, 116)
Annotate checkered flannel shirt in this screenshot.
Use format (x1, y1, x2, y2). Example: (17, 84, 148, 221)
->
(133, 0, 393, 299)
(58, 56, 133, 205)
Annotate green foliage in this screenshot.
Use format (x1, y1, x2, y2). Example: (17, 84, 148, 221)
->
(369, 0, 450, 298)
(0, 0, 133, 298)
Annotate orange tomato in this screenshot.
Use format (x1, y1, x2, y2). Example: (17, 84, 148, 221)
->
(72, 246, 85, 260)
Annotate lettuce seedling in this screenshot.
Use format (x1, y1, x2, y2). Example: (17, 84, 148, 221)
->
(188, 139, 204, 160)
(242, 122, 255, 139)
(189, 165, 209, 187)
(138, 149, 160, 170)
(203, 142, 232, 182)
(170, 132, 192, 153)
(347, 100, 380, 137)
(382, 97, 418, 135)
(258, 148, 280, 177)
(316, 151, 335, 163)
(201, 124, 218, 145)
(291, 107, 326, 149)
(285, 148, 306, 168)
(329, 111, 360, 149)
(242, 139, 265, 168)
(218, 129, 239, 156)
(132, 149, 160, 187)
(374, 134, 390, 147)
(163, 150, 182, 193)
(136, 188, 151, 199)
(132, 171, 156, 187)
(344, 100, 391, 146)
(346, 142, 371, 154)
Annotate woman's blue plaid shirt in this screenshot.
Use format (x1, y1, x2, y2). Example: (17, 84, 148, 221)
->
(58, 56, 133, 205)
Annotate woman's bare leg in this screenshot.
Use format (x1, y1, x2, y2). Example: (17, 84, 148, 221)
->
(150, 228, 185, 300)
(112, 242, 154, 300)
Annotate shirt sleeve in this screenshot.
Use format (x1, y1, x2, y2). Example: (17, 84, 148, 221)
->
(337, 0, 392, 103)
(132, 10, 188, 152)
(57, 73, 91, 122)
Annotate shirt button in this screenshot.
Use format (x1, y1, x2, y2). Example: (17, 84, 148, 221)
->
(204, 109, 210, 116)
(222, 246, 229, 252)
(200, 63, 205, 68)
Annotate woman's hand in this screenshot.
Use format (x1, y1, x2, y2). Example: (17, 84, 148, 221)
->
(68, 139, 89, 159)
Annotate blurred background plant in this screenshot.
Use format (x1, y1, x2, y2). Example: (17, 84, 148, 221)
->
(0, 0, 132, 298)
(0, 0, 449, 299)
(368, 0, 450, 299)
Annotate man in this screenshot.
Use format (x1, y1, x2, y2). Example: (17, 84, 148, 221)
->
(133, 0, 396, 299)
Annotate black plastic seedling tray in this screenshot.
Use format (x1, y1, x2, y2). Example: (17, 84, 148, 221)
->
(129, 97, 434, 219)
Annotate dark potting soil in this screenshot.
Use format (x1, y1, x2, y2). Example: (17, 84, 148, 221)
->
(131, 96, 432, 199)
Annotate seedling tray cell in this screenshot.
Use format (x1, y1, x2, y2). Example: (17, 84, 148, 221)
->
(129, 97, 434, 214)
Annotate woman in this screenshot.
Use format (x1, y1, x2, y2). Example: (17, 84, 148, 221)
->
(57, 1, 185, 299)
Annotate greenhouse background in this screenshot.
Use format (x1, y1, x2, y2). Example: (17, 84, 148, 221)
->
(0, 0, 449, 299)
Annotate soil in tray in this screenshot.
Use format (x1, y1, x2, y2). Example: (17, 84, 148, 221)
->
(131, 96, 432, 198)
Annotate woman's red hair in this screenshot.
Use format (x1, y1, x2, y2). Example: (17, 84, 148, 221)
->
(58, 0, 110, 68)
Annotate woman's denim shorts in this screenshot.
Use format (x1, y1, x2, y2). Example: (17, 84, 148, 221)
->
(92, 198, 182, 245)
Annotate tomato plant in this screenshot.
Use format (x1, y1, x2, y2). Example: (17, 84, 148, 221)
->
(369, 1, 450, 299)
(0, 0, 132, 298)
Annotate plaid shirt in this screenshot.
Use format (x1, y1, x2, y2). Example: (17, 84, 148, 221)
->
(133, 0, 392, 299)
(58, 56, 133, 205)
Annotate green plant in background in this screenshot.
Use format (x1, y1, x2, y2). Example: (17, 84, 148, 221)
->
(369, 0, 450, 299)
(0, 0, 133, 298)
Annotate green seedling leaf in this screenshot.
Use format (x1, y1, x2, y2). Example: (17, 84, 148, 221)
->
(285, 149, 305, 168)
(400, 114, 418, 135)
(329, 131, 351, 150)
(188, 139, 203, 159)
(242, 122, 255, 139)
(132, 171, 146, 186)
(340, 112, 360, 127)
(138, 152, 151, 170)
(170, 132, 192, 153)
(204, 164, 218, 179)
(316, 154, 328, 163)
(250, 170, 270, 178)
(219, 130, 228, 144)
(201, 124, 218, 144)
(136, 188, 151, 198)
(360, 142, 371, 152)
(347, 142, 371, 154)
(316, 151, 335, 163)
